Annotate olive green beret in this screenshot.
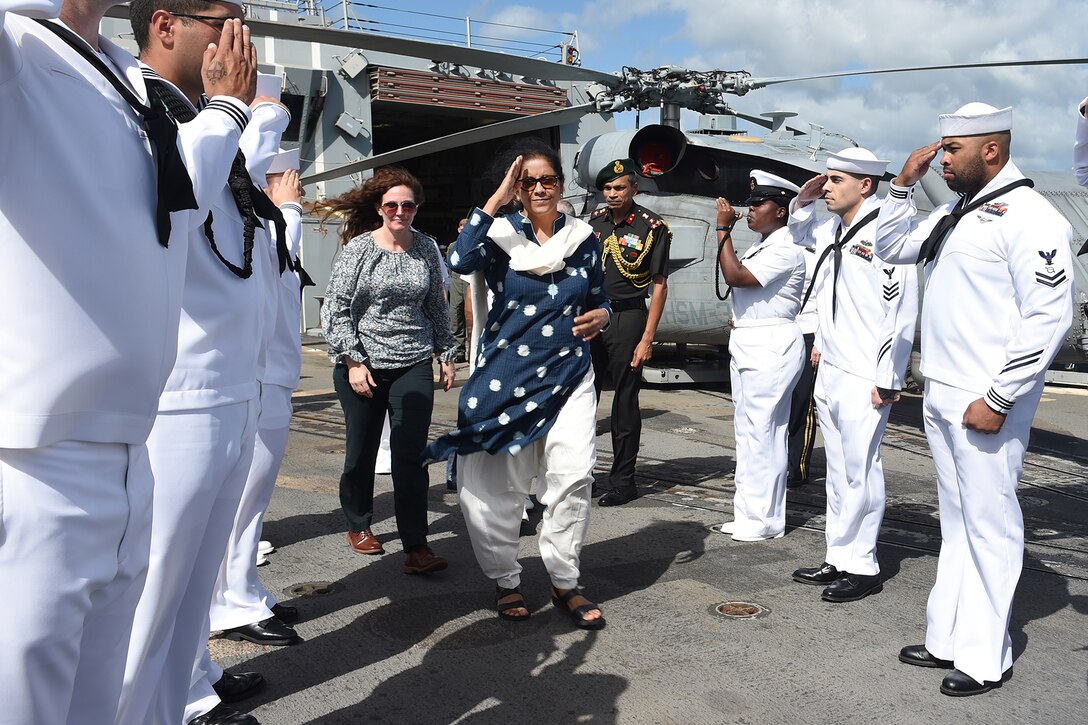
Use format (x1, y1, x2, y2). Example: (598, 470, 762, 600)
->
(595, 158, 637, 190)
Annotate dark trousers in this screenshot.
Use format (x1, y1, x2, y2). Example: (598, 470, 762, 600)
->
(333, 360, 434, 549)
(787, 332, 818, 483)
(449, 275, 468, 358)
(591, 306, 647, 492)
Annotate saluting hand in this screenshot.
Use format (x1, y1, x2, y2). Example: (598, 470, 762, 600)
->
(202, 19, 257, 104)
(894, 141, 942, 187)
(483, 156, 523, 216)
(796, 175, 828, 206)
(268, 169, 303, 206)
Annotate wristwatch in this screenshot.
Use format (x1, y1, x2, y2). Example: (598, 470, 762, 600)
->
(716, 223, 734, 233)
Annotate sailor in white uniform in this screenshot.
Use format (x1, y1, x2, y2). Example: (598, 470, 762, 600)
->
(116, 4, 290, 725)
(874, 103, 1074, 697)
(0, 3, 252, 724)
(191, 150, 307, 722)
(715, 171, 807, 541)
(787, 148, 918, 603)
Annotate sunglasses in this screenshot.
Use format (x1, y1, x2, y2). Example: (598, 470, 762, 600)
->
(381, 200, 418, 212)
(517, 175, 561, 191)
(170, 9, 247, 28)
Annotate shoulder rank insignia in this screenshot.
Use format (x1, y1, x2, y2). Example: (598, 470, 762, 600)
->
(640, 210, 662, 229)
(590, 207, 608, 219)
(1035, 248, 1066, 287)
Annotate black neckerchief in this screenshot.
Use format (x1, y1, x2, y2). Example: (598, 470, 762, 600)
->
(916, 178, 1034, 264)
(800, 207, 880, 319)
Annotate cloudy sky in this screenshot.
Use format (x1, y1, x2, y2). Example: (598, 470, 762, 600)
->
(357, 0, 1087, 172)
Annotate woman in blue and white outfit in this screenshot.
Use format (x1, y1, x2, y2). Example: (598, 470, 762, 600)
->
(426, 141, 611, 629)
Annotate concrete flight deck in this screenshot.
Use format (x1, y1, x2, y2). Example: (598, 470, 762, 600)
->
(213, 341, 1088, 724)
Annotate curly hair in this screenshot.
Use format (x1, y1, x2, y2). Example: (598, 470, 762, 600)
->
(318, 166, 425, 245)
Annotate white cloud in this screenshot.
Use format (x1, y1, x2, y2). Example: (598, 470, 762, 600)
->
(563, 0, 1088, 170)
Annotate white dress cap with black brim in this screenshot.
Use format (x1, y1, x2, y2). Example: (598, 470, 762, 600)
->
(267, 148, 300, 175)
(744, 170, 800, 205)
(938, 102, 1013, 138)
(826, 147, 890, 177)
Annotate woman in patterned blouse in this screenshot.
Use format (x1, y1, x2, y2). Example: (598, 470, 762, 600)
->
(425, 141, 612, 628)
(322, 166, 457, 575)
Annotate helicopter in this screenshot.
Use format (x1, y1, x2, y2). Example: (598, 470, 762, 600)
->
(101, 5, 1088, 373)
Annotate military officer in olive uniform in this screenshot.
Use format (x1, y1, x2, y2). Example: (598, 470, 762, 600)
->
(588, 159, 672, 506)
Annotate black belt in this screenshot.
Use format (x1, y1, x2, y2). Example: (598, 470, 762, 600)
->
(610, 297, 647, 313)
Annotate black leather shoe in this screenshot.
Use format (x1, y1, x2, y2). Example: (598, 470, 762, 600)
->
(222, 617, 301, 646)
(792, 562, 839, 585)
(189, 703, 259, 724)
(212, 670, 265, 703)
(898, 644, 953, 669)
(598, 487, 638, 507)
(940, 668, 1010, 697)
(590, 482, 604, 498)
(821, 572, 882, 602)
(270, 603, 299, 624)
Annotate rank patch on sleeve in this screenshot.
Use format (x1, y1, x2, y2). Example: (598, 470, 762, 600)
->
(881, 269, 899, 300)
(1035, 249, 1066, 288)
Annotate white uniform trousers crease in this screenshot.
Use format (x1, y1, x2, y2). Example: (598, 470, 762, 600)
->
(457, 370, 596, 591)
(922, 379, 1036, 684)
(728, 324, 804, 539)
(117, 400, 258, 725)
(0, 441, 152, 725)
(813, 362, 889, 576)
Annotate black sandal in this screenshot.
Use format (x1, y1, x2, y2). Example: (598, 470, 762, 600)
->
(496, 585, 531, 621)
(550, 587, 606, 630)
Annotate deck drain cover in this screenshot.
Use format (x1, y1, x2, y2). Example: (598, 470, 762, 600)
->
(286, 581, 341, 598)
(713, 601, 769, 619)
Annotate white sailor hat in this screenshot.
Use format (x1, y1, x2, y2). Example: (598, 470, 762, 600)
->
(938, 102, 1012, 137)
(266, 148, 300, 175)
(744, 170, 800, 205)
(826, 147, 889, 177)
(256, 71, 283, 101)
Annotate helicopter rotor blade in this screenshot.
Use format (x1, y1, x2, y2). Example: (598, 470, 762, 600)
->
(746, 57, 1088, 91)
(301, 102, 597, 185)
(103, 6, 619, 86)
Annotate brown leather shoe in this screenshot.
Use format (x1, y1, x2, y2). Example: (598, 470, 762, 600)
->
(403, 545, 448, 575)
(346, 529, 384, 555)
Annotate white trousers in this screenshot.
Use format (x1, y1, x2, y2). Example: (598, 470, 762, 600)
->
(457, 370, 596, 591)
(117, 400, 258, 725)
(0, 441, 151, 725)
(814, 362, 890, 576)
(728, 324, 804, 539)
(208, 384, 292, 631)
(922, 380, 1037, 684)
(183, 385, 292, 721)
